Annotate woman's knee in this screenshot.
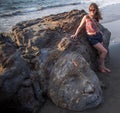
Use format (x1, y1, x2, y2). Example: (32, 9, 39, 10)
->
(102, 48, 108, 55)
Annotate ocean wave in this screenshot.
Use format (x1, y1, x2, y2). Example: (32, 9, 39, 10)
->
(1, 0, 120, 33)
(37, 2, 82, 11)
(0, 2, 83, 18)
(0, 11, 24, 17)
(1, 0, 120, 18)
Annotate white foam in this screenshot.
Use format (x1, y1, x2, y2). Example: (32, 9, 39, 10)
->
(99, 0, 120, 8)
(1, 0, 120, 33)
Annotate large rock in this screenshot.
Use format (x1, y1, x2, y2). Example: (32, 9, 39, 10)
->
(0, 33, 45, 113)
(0, 9, 111, 112)
(49, 52, 102, 111)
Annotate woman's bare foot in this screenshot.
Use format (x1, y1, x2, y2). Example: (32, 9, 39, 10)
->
(98, 66, 111, 73)
(103, 67, 111, 72)
(98, 67, 107, 73)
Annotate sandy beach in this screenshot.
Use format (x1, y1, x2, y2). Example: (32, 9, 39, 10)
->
(39, 6, 120, 113)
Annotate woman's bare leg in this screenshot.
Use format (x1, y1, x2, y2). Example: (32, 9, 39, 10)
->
(93, 43, 111, 73)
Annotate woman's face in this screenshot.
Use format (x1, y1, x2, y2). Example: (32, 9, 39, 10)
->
(89, 6, 96, 17)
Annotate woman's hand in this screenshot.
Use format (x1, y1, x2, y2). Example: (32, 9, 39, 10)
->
(70, 34, 77, 39)
(70, 15, 86, 39)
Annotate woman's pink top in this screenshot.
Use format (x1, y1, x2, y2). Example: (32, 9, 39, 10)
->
(85, 16, 99, 35)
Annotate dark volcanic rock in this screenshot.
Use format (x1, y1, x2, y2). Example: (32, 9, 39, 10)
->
(0, 33, 45, 113)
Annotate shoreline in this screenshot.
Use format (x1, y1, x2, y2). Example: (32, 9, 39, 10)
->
(103, 19, 120, 45)
(0, 3, 120, 33)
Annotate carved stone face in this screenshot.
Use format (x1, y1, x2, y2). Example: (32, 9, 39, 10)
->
(49, 52, 102, 111)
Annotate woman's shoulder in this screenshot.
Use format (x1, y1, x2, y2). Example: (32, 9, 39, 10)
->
(82, 14, 91, 22)
(82, 14, 87, 20)
(83, 14, 90, 20)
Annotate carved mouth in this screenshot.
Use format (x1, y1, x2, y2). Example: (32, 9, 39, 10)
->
(85, 94, 102, 108)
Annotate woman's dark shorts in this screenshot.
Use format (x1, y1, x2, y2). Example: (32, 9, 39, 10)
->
(87, 32, 103, 45)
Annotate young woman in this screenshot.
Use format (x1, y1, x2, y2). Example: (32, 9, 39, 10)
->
(71, 3, 111, 73)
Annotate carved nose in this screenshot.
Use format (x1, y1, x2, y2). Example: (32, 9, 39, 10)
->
(84, 81, 95, 94)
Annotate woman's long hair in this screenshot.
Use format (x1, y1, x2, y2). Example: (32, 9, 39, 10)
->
(89, 3, 102, 22)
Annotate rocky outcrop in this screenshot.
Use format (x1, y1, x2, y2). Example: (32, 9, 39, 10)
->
(0, 9, 111, 112)
(49, 52, 102, 111)
(0, 33, 45, 113)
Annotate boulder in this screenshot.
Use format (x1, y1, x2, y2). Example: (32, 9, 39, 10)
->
(49, 52, 102, 111)
(0, 9, 111, 112)
(0, 33, 45, 113)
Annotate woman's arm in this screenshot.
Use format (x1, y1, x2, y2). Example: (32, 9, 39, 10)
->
(71, 15, 86, 39)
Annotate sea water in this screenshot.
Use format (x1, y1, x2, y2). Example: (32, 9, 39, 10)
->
(0, 0, 120, 44)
